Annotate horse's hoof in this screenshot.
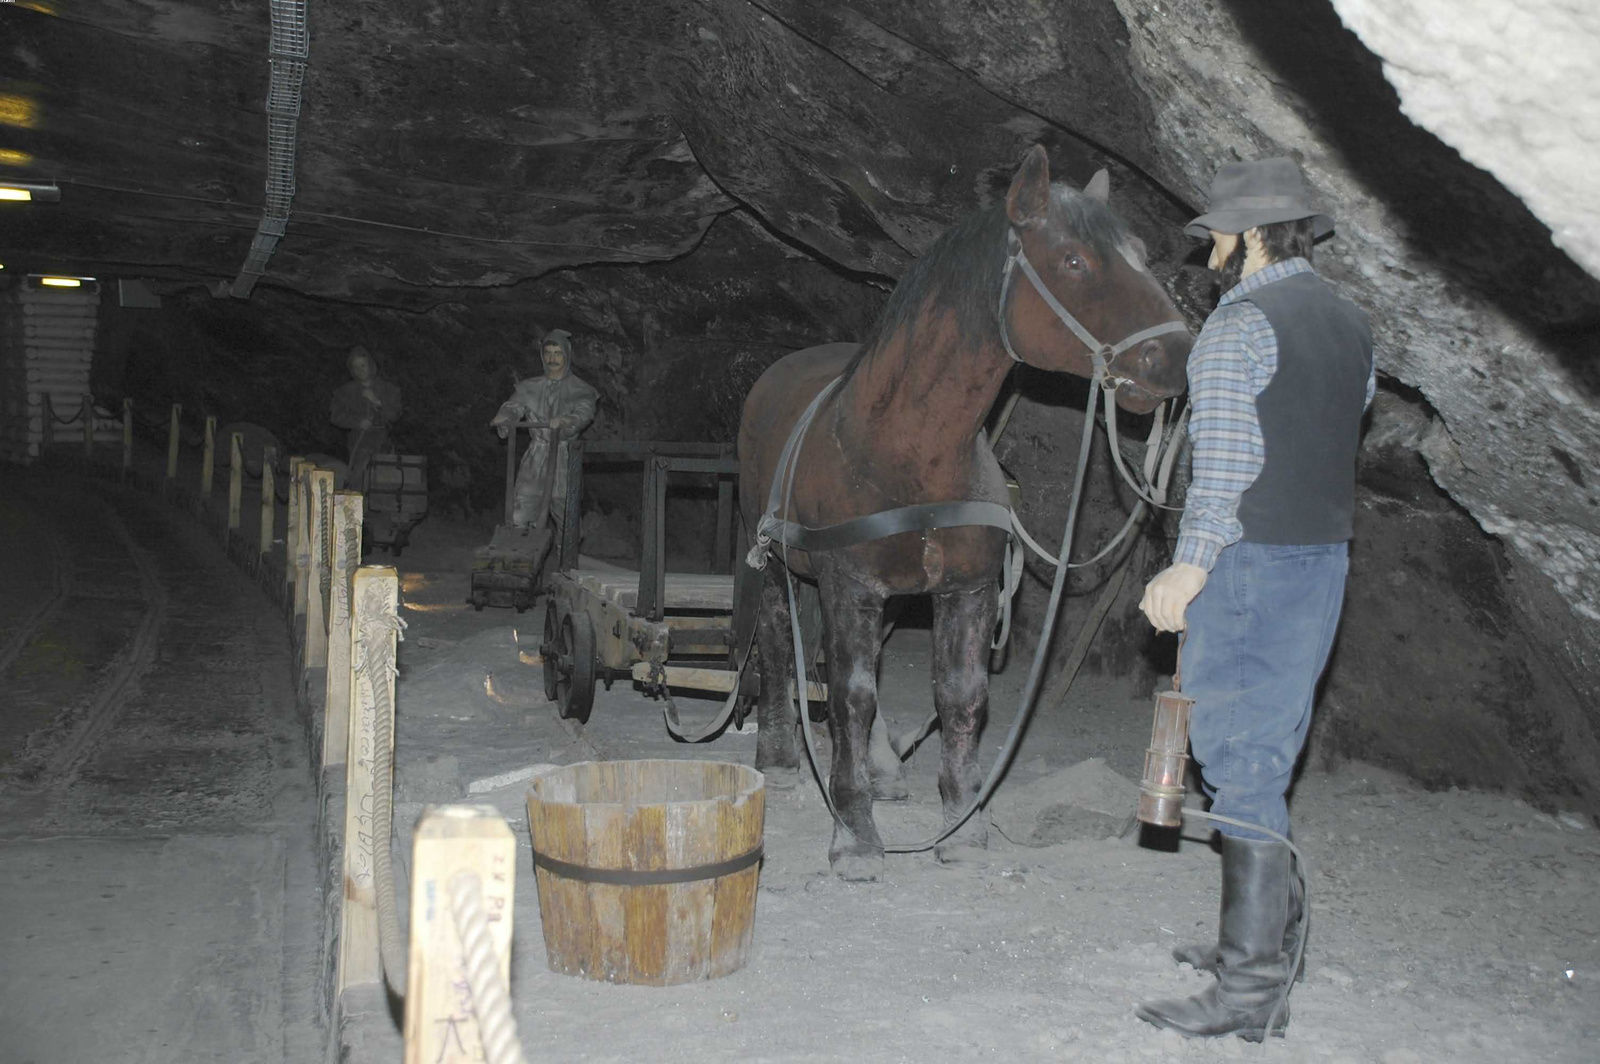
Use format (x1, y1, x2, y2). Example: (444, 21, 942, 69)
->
(934, 841, 990, 868)
(761, 766, 803, 792)
(869, 773, 910, 802)
(830, 849, 885, 882)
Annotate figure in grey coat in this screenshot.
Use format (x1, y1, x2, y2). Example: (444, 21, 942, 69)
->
(490, 329, 597, 531)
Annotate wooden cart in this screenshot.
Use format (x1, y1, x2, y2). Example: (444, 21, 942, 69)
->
(469, 419, 557, 612)
(539, 441, 759, 725)
(364, 453, 428, 556)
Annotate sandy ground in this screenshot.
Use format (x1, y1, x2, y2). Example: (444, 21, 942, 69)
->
(0, 469, 322, 1064)
(358, 515, 1600, 1064)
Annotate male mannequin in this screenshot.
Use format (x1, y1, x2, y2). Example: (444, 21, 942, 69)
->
(329, 345, 401, 485)
(490, 329, 598, 531)
(1137, 157, 1374, 1041)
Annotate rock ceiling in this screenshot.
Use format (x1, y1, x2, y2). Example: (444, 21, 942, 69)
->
(2, 0, 1597, 630)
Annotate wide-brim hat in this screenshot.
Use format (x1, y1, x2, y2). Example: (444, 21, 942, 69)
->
(1184, 157, 1334, 240)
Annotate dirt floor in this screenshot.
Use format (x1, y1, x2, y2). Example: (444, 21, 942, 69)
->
(352, 514, 1600, 1064)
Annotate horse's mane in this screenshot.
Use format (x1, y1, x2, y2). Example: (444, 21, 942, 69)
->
(841, 184, 1131, 379)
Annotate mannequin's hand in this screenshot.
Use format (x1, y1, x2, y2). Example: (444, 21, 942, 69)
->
(358, 417, 372, 430)
(1140, 563, 1209, 632)
(549, 416, 570, 432)
(495, 424, 509, 439)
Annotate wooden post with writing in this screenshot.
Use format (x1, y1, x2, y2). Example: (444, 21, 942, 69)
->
(200, 415, 216, 499)
(338, 565, 400, 993)
(322, 491, 363, 768)
(403, 807, 516, 1064)
(304, 468, 334, 670)
(165, 403, 182, 488)
(121, 398, 133, 481)
(228, 432, 244, 531)
(261, 447, 278, 564)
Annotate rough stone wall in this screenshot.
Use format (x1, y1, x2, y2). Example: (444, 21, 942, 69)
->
(1330, 0, 1600, 279)
(1109, 0, 1600, 626)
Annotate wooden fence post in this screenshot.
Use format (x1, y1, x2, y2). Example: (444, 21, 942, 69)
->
(304, 468, 335, 671)
(322, 491, 363, 768)
(121, 398, 133, 481)
(81, 394, 94, 466)
(200, 414, 216, 499)
(165, 403, 182, 487)
(285, 456, 303, 609)
(338, 564, 400, 992)
(261, 447, 278, 565)
(290, 457, 311, 632)
(403, 808, 517, 1064)
(228, 432, 244, 531)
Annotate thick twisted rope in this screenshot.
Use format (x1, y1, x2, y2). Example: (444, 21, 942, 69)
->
(318, 480, 333, 606)
(448, 872, 529, 1064)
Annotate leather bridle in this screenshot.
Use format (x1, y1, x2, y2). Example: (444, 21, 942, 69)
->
(997, 227, 1188, 389)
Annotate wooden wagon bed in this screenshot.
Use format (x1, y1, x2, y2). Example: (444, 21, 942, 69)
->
(570, 557, 735, 612)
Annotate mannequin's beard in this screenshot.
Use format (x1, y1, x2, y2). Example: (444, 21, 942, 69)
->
(1215, 240, 1248, 295)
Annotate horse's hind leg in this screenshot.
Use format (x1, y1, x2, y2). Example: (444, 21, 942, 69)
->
(818, 565, 888, 881)
(930, 583, 998, 864)
(753, 563, 802, 783)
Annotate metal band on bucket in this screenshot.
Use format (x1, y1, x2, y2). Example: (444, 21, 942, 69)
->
(531, 844, 764, 886)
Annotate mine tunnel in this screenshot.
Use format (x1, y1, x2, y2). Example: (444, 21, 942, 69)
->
(1, 1, 1596, 1061)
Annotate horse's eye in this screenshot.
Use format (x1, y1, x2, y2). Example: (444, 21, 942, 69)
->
(1064, 254, 1087, 273)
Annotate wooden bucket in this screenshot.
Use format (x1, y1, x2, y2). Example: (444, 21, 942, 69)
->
(525, 759, 765, 985)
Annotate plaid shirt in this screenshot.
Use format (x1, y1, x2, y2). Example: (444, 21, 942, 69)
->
(1174, 258, 1376, 570)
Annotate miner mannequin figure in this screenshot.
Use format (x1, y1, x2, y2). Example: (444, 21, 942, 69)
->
(329, 345, 402, 486)
(490, 329, 598, 533)
(1136, 157, 1375, 1040)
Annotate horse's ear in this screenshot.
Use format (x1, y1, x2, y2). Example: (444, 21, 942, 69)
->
(1006, 145, 1052, 229)
(1084, 169, 1110, 203)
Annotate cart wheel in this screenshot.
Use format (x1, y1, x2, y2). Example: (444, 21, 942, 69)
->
(542, 602, 561, 701)
(543, 601, 596, 723)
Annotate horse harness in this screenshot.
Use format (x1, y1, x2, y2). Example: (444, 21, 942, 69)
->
(747, 227, 1187, 565)
(669, 228, 1190, 856)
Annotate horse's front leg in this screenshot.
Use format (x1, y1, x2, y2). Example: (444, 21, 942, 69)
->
(931, 583, 998, 864)
(818, 566, 887, 881)
(753, 562, 802, 783)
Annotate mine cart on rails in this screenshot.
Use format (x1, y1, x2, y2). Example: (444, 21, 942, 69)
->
(364, 452, 429, 556)
(470, 419, 560, 612)
(539, 439, 759, 726)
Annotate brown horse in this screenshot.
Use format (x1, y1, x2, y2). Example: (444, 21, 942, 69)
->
(738, 146, 1192, 880)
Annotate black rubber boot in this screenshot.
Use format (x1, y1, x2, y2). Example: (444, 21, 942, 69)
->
(1173, 850, 1305, 982)
(1137, 835, 1294, 1041)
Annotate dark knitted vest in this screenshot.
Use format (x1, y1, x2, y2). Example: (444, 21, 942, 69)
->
(1236, 270, 1373, 545)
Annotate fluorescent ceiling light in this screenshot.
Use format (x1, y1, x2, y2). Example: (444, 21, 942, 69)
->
(40, 276, 82, 287)
(0, 181, 61, 203)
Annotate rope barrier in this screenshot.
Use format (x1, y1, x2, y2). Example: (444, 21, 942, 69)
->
(448, 872, 530, 1064)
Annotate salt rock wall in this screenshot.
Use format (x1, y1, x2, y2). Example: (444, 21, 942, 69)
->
(1111, 0, 1600, 626)
(1330, 0, 1600, 279)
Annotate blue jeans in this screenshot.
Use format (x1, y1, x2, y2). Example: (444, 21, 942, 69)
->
(1183, 541, 1349, 841)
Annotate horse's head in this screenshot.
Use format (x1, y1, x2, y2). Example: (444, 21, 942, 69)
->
(1001, 145, 1191, 415)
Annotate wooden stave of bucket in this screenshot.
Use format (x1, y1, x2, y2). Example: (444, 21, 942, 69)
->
(525, 759, 765, 986)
